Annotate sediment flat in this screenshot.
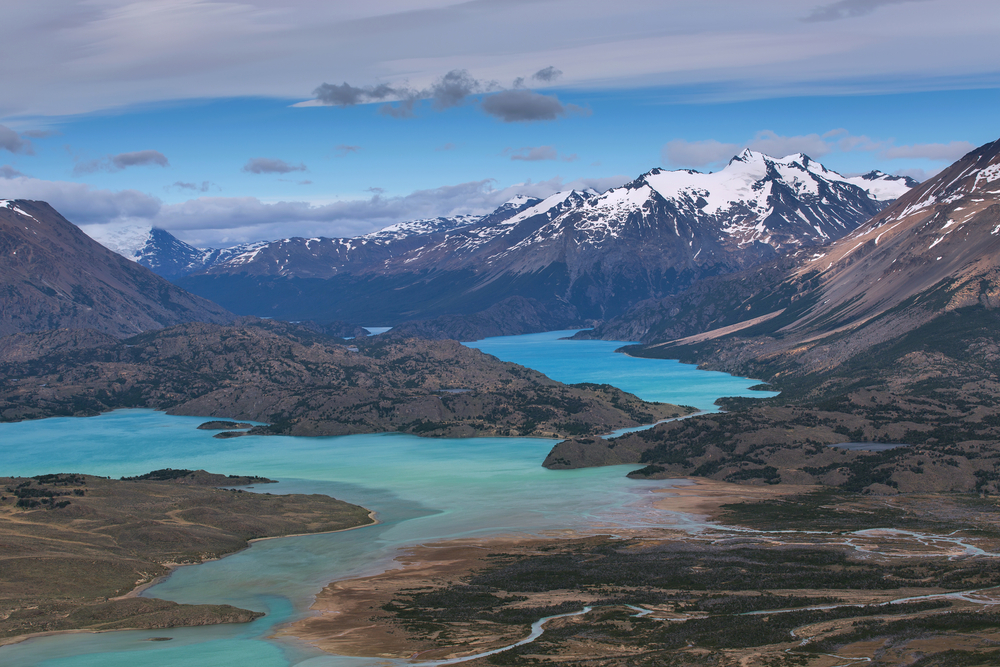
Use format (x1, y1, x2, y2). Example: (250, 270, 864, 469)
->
(0, 472, 374, 644)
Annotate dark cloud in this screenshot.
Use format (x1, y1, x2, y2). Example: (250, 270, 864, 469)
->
(173, 180, 212, 192)
(0, 165, 26, 179)
(481, 90, 576, 122)
(532, 66, 563, 82)
(112, 150, 168, 169)
(242, 157, 307, 174)
(335, 144, 361, 156)
(0, 125, 34, 155)
(429, 69, 484, 109)
(73, 150, 169, 175)
(802, 0, 927, 22)
(317, 68, 568, 122)
(313, 81, 399, 106)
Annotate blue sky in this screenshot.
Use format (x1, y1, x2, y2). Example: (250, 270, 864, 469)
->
(2, 0, 999, 246)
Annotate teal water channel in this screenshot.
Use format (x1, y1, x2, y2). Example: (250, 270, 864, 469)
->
(0, 331, 774, 666)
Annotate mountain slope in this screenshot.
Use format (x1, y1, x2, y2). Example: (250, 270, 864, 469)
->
(549, 138, 1000, 494)
(0, 200, 234, 338)
(178, 153, 910, 325)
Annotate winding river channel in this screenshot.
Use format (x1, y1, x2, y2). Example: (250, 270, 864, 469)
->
(0, 330, 777, 666)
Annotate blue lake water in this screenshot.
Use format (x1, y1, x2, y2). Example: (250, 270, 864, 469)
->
(0, 331, 773, 666)
(467, 330, 777, 412)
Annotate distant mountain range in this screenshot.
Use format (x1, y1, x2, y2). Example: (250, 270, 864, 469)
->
(84, 153, 915, 326)
(0, 200, 233, 338)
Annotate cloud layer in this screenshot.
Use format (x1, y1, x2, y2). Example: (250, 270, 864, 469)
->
(1, 171, 628, 247)
(3, 1, 998, 119)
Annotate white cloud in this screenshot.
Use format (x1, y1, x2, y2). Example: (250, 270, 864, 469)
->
(2, 172, 628, 247)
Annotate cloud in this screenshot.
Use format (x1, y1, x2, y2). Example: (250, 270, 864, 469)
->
(532, 66, 563, 82)
(802, 0, 929, 22)
(4, 167, 629, 246)
(0, 173, 161, 223)
(312, 81, 398, 106)
(0, 125, 34, 155)
(112, 150, 168, 169)
(316, 68, 574, 123)
(880, 140, 976, 161)
(435, 142, 458, 152)
(0, 165, 26, 179)
(662, 139, 741, 169)
(429, 69, 487, 110)
(6, 1, 1000, 119)
(509, 146, 558, 162)
(73, 149, 169, 175)
(506, 145, 578, 162)
(481, 90, 579, 122)
(334, 144, 361, 157)
(172, 180, 212, 192)
(242, 157, 307, 174)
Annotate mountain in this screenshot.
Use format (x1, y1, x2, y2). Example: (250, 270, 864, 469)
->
(549, 137, 1000, 494)
(0, 200, 234, 338)
(175, 153, 912, 326)
(592, 138, 1000, 362)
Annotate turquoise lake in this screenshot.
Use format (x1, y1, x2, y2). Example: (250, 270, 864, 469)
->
(0, 330, 774, 666)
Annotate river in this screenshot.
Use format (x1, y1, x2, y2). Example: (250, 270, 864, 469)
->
(0, 330, 773, 666)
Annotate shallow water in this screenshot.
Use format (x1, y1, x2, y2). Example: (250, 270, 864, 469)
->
(0, 331, 773, 666)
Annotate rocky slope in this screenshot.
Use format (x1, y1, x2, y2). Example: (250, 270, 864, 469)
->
(0, 200, 234, 338)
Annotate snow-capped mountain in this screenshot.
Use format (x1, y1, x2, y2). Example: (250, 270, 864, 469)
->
(157, 152, 918, 324)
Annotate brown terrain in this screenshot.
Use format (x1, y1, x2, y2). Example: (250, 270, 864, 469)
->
(0, 200, 234, 338)
(280, 481, 1000, 666)
(0, 319, 691, 439)
(0, 471, 373, 644)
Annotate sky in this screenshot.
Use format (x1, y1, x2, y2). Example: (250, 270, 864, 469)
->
(1, 0, 999, 247)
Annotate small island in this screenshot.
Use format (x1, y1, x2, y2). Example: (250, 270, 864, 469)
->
(0, 471, 373, 645)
